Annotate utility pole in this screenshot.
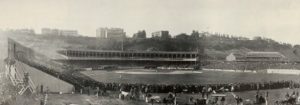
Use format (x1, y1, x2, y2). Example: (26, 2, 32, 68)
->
(121, 37, 124, 51)
(198, 34, 206, 70)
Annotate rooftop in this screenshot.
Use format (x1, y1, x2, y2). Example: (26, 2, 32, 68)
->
(246, 52, 285, 58)
(61, 49, 198, 54)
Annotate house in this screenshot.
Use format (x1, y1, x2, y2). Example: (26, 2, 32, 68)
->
(226, 53, 245, 61)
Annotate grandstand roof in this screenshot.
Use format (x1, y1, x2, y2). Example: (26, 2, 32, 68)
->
(246, 52, 285, 58)
(61, 49, 198, 54)
(232, 53, 245, 58)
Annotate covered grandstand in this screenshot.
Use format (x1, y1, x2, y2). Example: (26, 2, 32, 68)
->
(245, 52, 287, 62)
(56, 49, 200, 68)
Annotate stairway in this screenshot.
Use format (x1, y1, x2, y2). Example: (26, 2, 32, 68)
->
(5, 63, 36, 95)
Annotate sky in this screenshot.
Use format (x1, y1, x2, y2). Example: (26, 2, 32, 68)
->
(0, 0, 300, 44)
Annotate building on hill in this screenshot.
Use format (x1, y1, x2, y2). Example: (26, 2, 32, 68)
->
(96, 27, 126, 39)
(5, 29, 35, 35)
(42, 28, 60, 35)
(152, 31, 171, 39)
(41, 28, 79, 36)
(226, 53, 245, 61)
(60, 30, 78, 36)
(133, 30, 146, 39)
(245, 52, 287, 62)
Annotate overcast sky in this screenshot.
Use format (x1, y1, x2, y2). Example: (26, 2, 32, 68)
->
(0, 0, 300, 44)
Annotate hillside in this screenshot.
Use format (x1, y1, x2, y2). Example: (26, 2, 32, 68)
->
(5, 31, 300, 62)
(202, 34, 300, 61)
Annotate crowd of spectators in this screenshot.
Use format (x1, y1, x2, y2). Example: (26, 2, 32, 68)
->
(77, 80, 300, 105)
(276, 91, 299, 105)
(77, 80, 298, 96)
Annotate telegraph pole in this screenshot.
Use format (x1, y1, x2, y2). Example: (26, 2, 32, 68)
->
(198, 34, 206, 70)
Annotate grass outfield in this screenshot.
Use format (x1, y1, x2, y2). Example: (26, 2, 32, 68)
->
(81, 70, 300, 84)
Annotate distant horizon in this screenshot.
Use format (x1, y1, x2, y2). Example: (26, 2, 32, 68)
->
(2, 27, 298, 46)
(1, 0, 300, 44)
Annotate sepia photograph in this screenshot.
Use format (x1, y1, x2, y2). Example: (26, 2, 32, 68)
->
(1, 0, 300, 105)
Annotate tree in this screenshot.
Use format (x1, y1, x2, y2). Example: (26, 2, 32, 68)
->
(191, 30, 200, 38)
(175, 33, 189, 40)
(133, 30, 146, 39)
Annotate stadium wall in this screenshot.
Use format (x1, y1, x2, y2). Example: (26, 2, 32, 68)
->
(266, 69, 300, 75)
(7, 38, 78, 93)
(7, 38, 35, 60)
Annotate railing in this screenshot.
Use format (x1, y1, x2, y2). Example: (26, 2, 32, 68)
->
(8, 72, 16, 86)
(28, 76, 36, 93)
(6, 63, 36, 95)
(62, 56, 197, 61)
(17, 61, 36, 92)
